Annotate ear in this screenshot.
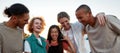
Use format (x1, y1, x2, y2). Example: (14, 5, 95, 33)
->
(11, 16, 18, 23)
(11, 16, 17, 21)
(87, 11, 92, 17)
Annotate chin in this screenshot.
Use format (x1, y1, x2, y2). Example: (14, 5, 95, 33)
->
(35, 31, 41, 34)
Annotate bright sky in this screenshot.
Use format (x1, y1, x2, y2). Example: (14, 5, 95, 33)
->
(0, 0, 120, 38)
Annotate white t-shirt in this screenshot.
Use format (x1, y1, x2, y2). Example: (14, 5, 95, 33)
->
(24, 37, 42, 52)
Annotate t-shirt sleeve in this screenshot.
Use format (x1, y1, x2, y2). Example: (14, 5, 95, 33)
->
(24, 40, 31, 52)
(107, 15, 120, 34)
(63, 42, 69, 50)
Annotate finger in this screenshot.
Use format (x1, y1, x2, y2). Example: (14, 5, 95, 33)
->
(99, 16, 105, 26)
(97, 16, 102, 25)
(101, 16, 105, 26)
(100, 16, 104, 26)
(102, 16, 106, 25)
(100, 16, 103, 25)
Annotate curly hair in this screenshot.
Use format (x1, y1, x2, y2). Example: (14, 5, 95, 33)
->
(28, 17, 46, 33)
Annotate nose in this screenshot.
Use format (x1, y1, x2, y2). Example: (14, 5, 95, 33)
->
(64, 22, 68, 26)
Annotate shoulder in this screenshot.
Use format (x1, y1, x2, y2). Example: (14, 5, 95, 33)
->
(75, 21, 82, 25)
(25, 35, 32, 41)
(71, 21, 84, 30)
(0, 22, 5, 30)
(0, 23, 6, 35)
(75, 21, 83, 27)
(106, 15, 118, 20)
(0, 22, 4, 26)
(106, 15, 117, 18)
(105, 15, 119, 23)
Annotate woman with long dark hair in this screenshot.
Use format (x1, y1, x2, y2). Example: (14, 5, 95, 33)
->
(46, 25, 75, 53)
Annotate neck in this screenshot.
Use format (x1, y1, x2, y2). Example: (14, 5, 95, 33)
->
(52, 40, 57, 42)
(51, 40, 57, 43)
(33, 31, 40, 38)
(89, 16, 96, 27)
(51, 40, 58, 45)
(5, 20, 17, 29)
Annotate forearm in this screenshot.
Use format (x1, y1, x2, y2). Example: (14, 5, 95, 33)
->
(67, 40, 76, 53)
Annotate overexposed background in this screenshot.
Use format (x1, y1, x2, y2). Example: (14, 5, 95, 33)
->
(0, 0, 120, 38)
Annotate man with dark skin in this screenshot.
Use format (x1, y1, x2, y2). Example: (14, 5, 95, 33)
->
(76, 4, 120, 53)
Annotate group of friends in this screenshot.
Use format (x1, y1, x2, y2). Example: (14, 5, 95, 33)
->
(0, 3, 120, 53)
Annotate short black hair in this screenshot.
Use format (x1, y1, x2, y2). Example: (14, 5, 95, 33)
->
(76, 4, 91, 13)
(4, 3, 29, 17)
(57, 11, 70, 22)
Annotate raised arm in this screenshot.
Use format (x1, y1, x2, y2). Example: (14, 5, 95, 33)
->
(63, 36, 76, 53)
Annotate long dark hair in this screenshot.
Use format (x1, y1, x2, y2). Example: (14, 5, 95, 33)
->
(47, 25, 63, 53)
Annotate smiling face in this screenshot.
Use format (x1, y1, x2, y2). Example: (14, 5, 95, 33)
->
(16, 13, 29, 29)
(32, 19, 42, 33)
(50, 28, 59, 41)
(28, 17, 45, 34)
(58, 17, 71, 30)
(76, 9, 90, 26)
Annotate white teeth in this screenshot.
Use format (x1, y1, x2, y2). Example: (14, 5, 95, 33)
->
(37, 27, 40, 29)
